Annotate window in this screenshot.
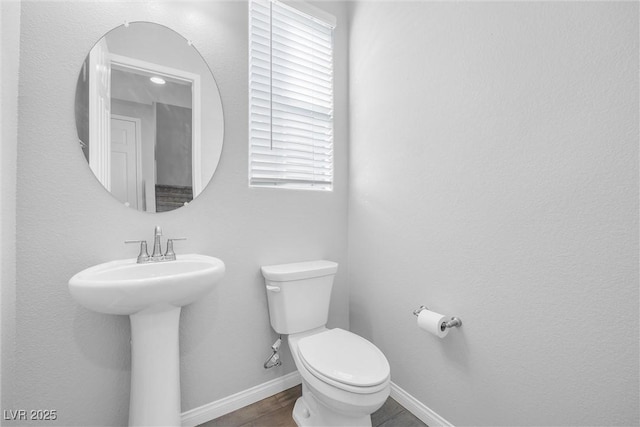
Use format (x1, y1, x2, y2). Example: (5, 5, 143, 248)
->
(249, 0, 335, 190)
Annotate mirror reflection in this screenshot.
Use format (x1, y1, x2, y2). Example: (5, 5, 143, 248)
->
(75, 22, 224, 213)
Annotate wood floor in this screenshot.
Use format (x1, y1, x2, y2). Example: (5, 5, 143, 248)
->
(200, 385, 427, 427)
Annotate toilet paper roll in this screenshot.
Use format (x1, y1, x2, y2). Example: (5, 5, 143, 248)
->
(417, 309, 449, 338)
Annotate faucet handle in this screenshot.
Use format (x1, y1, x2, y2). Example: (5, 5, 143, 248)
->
(125, 240, 150, 263)
(164, 238, 186, 261)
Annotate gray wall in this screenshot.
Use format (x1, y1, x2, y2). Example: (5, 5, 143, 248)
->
(9, 1, 349, 425)
(1, 0, 21, 412)
(156, 103, 193, 187)
(348, 2, 639, 426)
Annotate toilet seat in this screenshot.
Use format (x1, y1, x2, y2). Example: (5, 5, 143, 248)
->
(297, 328, 390, 394)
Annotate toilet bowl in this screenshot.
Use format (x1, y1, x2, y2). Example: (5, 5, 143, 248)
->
(289, 327, 390, 426)
(261, 261, 391, 427)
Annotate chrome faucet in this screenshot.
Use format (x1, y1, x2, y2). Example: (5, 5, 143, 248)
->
(151, 226, 164, 260)
(126, 226, 186, 263)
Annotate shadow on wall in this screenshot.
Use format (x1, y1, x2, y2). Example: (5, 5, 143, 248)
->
(72, 307, 131, 369)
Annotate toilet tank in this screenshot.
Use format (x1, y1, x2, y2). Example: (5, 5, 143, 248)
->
(261, 260, 338, 334)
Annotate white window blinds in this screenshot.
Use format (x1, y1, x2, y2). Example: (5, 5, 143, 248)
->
(249, 0, 335, 190)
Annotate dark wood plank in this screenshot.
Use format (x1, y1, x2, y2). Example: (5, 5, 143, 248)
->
(200, 386, 301, 427)
(201, 397, 276, 427)
(371, 397, 405, 426)
(273, 384, 302, 409)
(377, 408, 428, 427)
(241, 401, 297, 427)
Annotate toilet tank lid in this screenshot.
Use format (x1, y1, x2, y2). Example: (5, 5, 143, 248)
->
(261, 260, 338, 282)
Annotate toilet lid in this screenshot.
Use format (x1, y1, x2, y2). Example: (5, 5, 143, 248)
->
(297, 328, 390, 388)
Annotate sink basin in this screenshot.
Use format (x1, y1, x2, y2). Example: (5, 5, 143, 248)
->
(68, 253, 224, 426)
(69, 253, 225, 315)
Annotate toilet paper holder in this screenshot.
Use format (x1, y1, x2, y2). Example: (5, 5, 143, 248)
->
(412, 305, 462, 331)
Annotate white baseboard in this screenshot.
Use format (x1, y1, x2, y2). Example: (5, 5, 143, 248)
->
(181, 371, 302, 427)
(390, 381, 453, 427)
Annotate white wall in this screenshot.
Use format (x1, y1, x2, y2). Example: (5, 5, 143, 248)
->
(9, 1, 349, 425)
(348, 2, 638, 426)
(1, 0, 21, 412)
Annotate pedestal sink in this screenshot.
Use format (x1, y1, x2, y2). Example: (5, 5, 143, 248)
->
(69, 254, 225, 426)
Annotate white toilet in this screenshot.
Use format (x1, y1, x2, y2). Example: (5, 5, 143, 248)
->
(261, 260, 391, 427)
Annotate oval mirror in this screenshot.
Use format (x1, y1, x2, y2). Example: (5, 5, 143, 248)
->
(75, 22, 224, 213)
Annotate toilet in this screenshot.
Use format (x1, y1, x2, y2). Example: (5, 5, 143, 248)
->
(261, 260, 391, 427)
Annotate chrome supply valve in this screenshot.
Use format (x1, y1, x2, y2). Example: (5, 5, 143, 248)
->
(263, 336, 283, 369)
(271, 337, 282, 352)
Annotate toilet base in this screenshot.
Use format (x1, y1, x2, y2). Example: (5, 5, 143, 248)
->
(292, 384, 372, 427)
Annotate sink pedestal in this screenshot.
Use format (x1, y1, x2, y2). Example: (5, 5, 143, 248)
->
(129, 306, 181, 426)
